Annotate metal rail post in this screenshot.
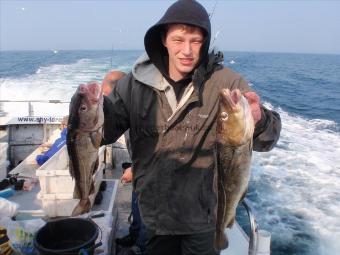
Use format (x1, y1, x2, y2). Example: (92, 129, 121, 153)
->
(242, 198, 259, 255)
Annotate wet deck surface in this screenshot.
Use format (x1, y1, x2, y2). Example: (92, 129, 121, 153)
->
(105, 137, 135, 255)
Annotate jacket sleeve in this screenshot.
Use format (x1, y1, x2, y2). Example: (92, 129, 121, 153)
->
(101, 74, 131, 145)
(253, 105, 281, 152)
(233, 76, 282, 152)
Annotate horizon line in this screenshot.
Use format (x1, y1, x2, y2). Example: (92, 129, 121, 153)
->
(1, 48, 339, 56)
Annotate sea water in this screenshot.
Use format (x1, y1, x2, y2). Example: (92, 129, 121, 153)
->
(1, 50, 339, 255)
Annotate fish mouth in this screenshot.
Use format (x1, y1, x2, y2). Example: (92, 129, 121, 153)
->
(219, 89, 241, 112)
(78, 82, 102, 103)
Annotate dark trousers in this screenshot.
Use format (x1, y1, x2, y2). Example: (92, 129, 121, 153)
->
(146, 230, 218, 255)
(129, 191, 146, 251)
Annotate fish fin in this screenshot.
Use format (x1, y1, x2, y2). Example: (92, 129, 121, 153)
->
(214, 231, 229, 251)
(83, 198, 92, 212)
(73, 184, 81, 199)
(240, 190, 248, 202)
(71, 202, 83, 216)
(92, 157, 99, 175)
(67, 131, 83, 201)
(71, 159, 82, 200)
(227, 217, 235, 228)
(89, 180, 95, 195)
(69, 159, 75, 179)
(90, 130, 102, 149)
(71, 198, 91, 216)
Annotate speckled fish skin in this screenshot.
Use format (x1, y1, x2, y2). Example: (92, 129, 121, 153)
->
(215, 88, 254, 250)
(66, 82, 104, 216)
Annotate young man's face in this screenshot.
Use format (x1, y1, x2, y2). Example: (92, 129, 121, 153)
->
(163, 24, 204, 81)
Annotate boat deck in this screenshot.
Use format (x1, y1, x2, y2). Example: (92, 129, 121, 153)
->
(104, 137, 137, 255)
(6, 135, 131, 255)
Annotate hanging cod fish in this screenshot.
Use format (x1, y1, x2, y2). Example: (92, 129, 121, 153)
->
(215, 88, 255, 250)
(66, 82, 104, 216)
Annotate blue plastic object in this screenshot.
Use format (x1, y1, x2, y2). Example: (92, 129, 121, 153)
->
(36, 128, 67, 166)
(0, 188, 15, 198)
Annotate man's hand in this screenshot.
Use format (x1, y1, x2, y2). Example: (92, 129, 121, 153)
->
(243, 91, 261, 125)
(121, 167, 133, 183)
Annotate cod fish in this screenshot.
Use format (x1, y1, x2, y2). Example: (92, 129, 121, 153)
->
(66, 82, 104, 216)
(215, 89, 255, 250)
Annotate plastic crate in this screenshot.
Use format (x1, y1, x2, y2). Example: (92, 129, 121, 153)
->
(36, 145, 105, 217)
(36, 145, 105, 194)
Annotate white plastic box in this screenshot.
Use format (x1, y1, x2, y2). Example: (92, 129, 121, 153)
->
(0, 142, 8, 180)
(36, 145, 105, 217)
(36, 145, 72, 194)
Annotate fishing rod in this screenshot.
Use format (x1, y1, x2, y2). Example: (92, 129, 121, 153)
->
(110, 43, 114, 71)
(108, 27, 123, 72)
(211, 30, 220, 50)
(209, 0, 220, 50)
(209, 0, 218, 19)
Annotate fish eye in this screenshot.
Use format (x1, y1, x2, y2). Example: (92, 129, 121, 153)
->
(80, 105, 87, 112)
(220, 112, 228, 121)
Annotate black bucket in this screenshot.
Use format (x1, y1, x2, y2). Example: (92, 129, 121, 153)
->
(34, 218, 101, 255)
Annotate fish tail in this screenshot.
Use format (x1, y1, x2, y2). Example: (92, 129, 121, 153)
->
(214, 231, 229, 251)
(71, 198, 91, 216)
(84, 198, 91, 212)
(71, 203, 83, 216)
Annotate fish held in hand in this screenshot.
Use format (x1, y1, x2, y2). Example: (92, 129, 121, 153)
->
(215, 89, 254, 250)
(66, 82, 104, 216)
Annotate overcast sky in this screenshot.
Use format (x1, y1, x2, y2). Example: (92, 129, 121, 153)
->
(1, 0, 340, 54)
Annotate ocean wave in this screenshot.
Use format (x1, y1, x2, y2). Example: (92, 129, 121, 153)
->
(249, 105, 340, 255)
(0, 57, 134, 117)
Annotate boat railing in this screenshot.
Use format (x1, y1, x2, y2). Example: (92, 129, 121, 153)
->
(0, 100, 69, 117)
(242, 198, 259, 255)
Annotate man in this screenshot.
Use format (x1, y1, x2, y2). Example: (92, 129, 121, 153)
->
(102, 1, 281, 254)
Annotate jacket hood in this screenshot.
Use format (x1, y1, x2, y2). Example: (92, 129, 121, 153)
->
(132, 53, 166, 90)
(144, 0, 211, 78)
